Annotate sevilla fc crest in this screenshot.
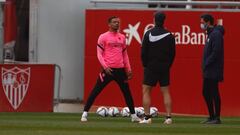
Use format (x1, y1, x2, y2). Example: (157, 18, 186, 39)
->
(2, 67, 31, 110)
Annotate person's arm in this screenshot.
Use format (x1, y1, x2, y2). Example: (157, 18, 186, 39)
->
(97, 35, 113, 75)
(123, 43, 132, 79)
(97, 44, 108, 69)
(97, 35, 108, 69)
(141, 32, 149, 68)
(169, 35, 176, 67)
(97, 46, 113, 75)
(205, 32, 223, 68)
(123, 47, 131, 72)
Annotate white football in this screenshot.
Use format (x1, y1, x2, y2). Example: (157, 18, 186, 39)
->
(121, 107, 130, 117)
(96, 106, 108, 117)
(150, 107, 158, 117)
(108, 107, 120, 117)
(164, 118, 172, 124)
(135, 107, 144, 117)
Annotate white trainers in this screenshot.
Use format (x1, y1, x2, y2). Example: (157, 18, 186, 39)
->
(131, 114, 141, 122)
(81, 111, 88, 122)
(81, 117, 87, 122)
(139, 118, 152, 124)
(164, 118, 172, 124)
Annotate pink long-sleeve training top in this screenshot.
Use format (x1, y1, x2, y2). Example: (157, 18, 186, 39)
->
(97, 31, 131, 72)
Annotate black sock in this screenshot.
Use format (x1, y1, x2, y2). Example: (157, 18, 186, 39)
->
(144, 114, 152, 120)
(166, 116, 172, 119)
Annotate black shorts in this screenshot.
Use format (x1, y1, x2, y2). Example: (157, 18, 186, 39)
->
(143, 68, 170, 87)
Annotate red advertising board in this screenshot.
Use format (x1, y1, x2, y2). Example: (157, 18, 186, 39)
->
(84, 9, 240, 116)
(0, 64, 55, 112)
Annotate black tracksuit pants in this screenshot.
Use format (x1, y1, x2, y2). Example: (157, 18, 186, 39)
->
(83, 68, 136, 114)
(203, 78, 221, 119)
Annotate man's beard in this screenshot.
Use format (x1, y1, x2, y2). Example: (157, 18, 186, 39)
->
(113, 26, 119, 31)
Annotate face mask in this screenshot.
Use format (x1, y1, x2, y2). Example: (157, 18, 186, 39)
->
(200, 23, 208, 30)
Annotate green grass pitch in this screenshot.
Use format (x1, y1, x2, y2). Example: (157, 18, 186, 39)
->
(0, 113, 239, 135)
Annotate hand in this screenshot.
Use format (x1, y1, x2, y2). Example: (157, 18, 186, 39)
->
(104, 67, 113, 75)
(127, 71, 132, 80)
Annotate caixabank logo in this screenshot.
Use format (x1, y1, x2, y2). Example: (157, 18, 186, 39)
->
(122, 19, 223, 46)
(1, 67, 31, 110)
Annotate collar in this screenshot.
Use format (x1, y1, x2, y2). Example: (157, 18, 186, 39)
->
(206, 26, 214, 35)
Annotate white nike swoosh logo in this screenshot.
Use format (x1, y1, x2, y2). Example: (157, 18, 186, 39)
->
(149, 32, 170, 42)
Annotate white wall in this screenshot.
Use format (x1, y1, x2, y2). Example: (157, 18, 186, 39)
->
(37, 0, 92, 100)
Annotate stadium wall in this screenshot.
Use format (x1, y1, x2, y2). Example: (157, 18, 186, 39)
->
(0, 5, 3, 63)
(33, 0, 151, 102)
(35, 0, 92, 101)
(0, 64, 55, 112)
(84, 9, 240, 116)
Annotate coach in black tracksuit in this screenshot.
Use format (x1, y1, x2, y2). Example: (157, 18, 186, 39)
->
(200, 14, 224, 124)
(139, 12, 175, 124)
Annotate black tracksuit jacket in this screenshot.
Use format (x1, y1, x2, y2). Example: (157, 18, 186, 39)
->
(202, 25, 224, 81)
(141, 26, 176, 72)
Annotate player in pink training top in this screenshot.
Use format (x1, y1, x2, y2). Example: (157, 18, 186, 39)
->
(81, 16, 140, 122)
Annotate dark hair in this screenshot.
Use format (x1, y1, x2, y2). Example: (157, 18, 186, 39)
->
(108, 16, 118, 23)
(154, 11, 166, 27)
(201, 14, 214, 25)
